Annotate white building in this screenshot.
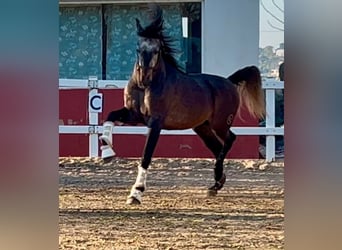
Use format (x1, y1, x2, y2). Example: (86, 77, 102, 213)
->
(59, 0, 259, 80)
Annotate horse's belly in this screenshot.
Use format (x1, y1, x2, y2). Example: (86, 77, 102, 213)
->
(163, 111, 209, 130)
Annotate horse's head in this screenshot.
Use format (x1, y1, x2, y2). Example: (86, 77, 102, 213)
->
(133, 5, 178, 88)
(134, 35, 162, 88)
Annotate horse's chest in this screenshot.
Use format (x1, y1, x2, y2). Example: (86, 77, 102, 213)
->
(140, 92, 165, 116)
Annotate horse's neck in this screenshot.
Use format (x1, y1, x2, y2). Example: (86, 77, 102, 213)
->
(162, 60, 184, 81)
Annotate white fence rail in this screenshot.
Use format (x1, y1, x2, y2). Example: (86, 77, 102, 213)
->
(59, 77, 284, 161)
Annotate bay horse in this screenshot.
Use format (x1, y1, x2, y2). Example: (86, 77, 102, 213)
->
(100, 5, 265, 204)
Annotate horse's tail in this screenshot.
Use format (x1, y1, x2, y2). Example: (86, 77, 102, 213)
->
(228, 65, 265, 120)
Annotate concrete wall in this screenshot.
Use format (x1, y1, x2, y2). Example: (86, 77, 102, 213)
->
(202, 0, 259, 76)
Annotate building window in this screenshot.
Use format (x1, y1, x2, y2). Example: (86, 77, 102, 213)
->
(59, 6, 102, 79)
(59, 2, 201, 80)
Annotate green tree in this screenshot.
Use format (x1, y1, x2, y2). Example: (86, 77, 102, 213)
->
(259, 45, 283, 76)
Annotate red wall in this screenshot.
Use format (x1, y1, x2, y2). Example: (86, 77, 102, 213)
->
(59, 89, 259, 158)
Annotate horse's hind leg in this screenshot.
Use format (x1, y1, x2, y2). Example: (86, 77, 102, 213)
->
(207, 129, 236, 196)
(193, 121, 223, 158)
(194, 122, 229, 195)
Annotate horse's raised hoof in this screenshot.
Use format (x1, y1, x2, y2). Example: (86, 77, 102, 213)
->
(102, 156, 115, 163)
(100, 145, 116, 163)
(126, 196, 141, 205)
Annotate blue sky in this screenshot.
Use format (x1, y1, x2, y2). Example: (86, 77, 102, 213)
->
(259, 0, 284, 48)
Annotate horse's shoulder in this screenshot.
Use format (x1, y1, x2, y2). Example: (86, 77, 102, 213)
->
(125, 79, 144, 92)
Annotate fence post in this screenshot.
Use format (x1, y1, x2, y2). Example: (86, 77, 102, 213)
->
(88, 76, 99, 157)
(265, 88, 276, 161)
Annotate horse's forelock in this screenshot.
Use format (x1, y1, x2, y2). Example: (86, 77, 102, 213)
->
(138, 38, 160, 51)
(136, 5, 163, 39)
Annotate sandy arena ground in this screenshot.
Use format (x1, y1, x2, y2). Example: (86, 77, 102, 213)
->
(59, 157, 284, 249)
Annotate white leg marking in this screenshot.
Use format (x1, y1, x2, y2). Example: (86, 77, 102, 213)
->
(127, 166, 147, 203)
(134, 166, 147, 188)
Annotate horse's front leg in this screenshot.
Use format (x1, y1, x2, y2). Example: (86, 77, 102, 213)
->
(100, 107, 144, 161)
(127, 118, 162, 205)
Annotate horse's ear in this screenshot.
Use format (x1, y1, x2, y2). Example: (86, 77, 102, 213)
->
(136, 18, 143, 34)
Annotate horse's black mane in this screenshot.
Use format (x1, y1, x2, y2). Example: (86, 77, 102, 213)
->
(136, 4, 180, 71)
